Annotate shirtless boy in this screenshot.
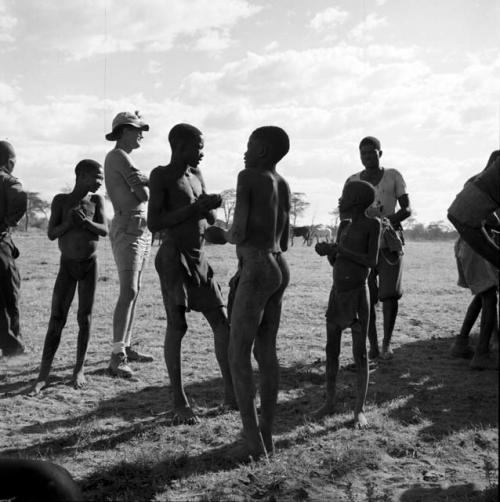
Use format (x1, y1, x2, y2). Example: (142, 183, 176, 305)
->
(147, 123, 235, 425)
(205, 126, 291, 460)
(314, 180, 381, 428)
(32, 160, 107, 393)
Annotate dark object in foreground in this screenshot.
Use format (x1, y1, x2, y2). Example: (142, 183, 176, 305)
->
(0, 458, 82, 501)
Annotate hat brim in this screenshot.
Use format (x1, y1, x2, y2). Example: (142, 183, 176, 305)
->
(105, 124, 149, 141)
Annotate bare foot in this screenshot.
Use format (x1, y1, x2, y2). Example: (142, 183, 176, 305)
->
(72, 372, 87, 389)
(368, 347, 380, 360)
(312, 402, 336, 419)
(470, 353, 498, 370)
(380, 347, 394, 360)
(226, 442, 267, 463)
(171, 406, 200, 425)
(30, 380, 48, 396)
(354, 412, 368, 429)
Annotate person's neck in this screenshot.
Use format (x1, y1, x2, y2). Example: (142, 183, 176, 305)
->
(349, 206, 365, 222)
(70, 184, 89, 201)
(115, 140, 134, 154)
(169, 156, 190, 174)
(255, 161, 276, 172)
(364, 165, 383, 174)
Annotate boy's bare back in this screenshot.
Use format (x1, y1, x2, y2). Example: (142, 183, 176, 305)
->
(233, 168, 290, 252)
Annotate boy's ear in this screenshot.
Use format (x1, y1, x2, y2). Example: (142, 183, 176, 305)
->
(379, 150, 383, 158)
(258, 143, 268, 158)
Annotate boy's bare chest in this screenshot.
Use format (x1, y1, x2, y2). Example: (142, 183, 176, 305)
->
(63, 197, 96, 220)
(166, 173, 203, 206)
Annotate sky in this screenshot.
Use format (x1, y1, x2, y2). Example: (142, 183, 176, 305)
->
(1, 0, 499, 225)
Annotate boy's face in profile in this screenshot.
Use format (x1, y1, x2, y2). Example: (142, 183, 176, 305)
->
(82, 168, 104, 193)
(360, 144, 381, 170)
(183, 135, 204, 168)
(244, 134, 264, 169)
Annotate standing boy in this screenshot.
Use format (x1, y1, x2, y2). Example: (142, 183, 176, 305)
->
(105, 111, 153, 378)
(345, 136, 411, 360)
(0, 141, 27, 357)
(314, 180, 381, 428)
(147, 123, 235, 425)
(32, 160, 107, 393)
(205, 126, 291, 460)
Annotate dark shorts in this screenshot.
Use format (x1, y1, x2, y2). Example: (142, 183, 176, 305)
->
(326, 283, 369, 329)
(369, 248, 403, 303)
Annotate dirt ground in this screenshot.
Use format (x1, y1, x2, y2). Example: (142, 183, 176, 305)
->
(0, 234, 498, 501)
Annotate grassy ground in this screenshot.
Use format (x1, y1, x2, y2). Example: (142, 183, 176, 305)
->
(0, 234, 498, 501)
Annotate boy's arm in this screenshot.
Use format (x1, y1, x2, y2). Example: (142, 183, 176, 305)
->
(194, 168, 217, 225)
(147, 169, 215, 233)
(80, 195, 108, 237)
(47, 195, 72, 241)
(280, 182, 291, 252)
(225, 170, 250, 245)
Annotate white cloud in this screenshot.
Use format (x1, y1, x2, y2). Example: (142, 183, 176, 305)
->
(309, 7, 349, 31)
(0, 0, 17, 42)
(190, 28, 232, 52)
(349, 13, 387, 42)
(8, 0, 261, 59)
(0, 81, 18, 103)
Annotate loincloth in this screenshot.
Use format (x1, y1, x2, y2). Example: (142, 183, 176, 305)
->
(454, 238, 499, 295)
(155, 240, 224, 312)
(326, 283, 368, 330)
(60, 255, 97, 282)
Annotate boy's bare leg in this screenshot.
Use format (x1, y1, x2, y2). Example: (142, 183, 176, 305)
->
(229, 306, 267, 460)
(253, 297, 282, 455)
(203, 307, 236, 408)
(73, 264, 97, 389)
(381, 298, 398, 358)
(314, 321, 342, 418)
(367, 272, 379, 359)
(451, 295, 481, 358)
(164, 304, 198, 424)
(351, 289, 370, 428)
(471, 287, 498, 370)
(33, 272, 77, 394)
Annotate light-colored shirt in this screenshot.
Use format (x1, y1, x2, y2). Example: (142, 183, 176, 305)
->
(346, 168, 407, 218)
(0, 167, 27, 232)
(104, 149, 148, 214)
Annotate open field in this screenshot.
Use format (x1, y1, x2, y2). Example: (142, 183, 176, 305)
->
(0, 235, 498, 501)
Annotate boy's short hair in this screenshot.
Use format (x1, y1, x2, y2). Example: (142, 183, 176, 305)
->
(359, 136, 381, 150)
(485, 150, 500, 168)
(75, 159, 102, 177)
(343, 180, 375, 210)
(251, 126, 290, 163)
(0, 141, 15, 166)
(168, 123, 202, 149)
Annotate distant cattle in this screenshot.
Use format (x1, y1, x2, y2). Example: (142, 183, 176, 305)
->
(309, 225, 333, 244)
(290, 226, 311, 246)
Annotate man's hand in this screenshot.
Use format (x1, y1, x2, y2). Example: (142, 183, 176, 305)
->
(204, 226, 227, 245)
(196, 193, 222, 212)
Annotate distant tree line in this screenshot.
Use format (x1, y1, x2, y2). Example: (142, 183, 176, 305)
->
(14, 189, 458, 241)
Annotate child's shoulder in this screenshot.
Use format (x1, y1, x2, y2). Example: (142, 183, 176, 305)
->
(52, 192, 69, 204)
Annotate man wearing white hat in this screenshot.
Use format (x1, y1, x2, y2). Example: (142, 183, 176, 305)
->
(105, 111, 154, 377)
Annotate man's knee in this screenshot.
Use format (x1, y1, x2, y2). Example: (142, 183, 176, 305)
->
(166, 306, 188, 337)
(77, 311, 91, 329)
